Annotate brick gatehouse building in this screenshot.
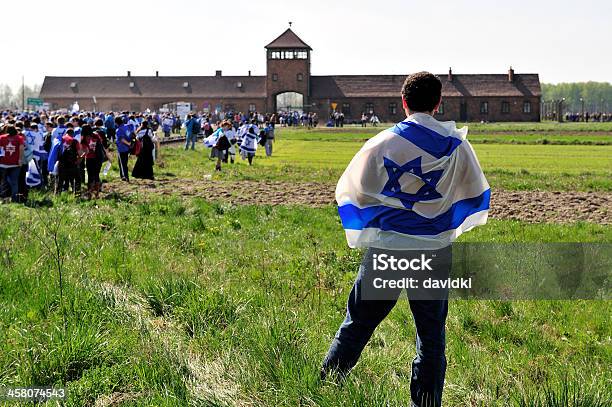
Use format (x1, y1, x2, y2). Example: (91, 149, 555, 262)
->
(40, 28, 541, 122)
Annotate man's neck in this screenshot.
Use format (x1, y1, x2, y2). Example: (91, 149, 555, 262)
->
(406, 110, 434, 117)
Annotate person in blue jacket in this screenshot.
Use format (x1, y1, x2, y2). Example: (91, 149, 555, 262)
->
(184, 113, 199, 150)
(104, 112, 116, 142)
(115, 116, 132, 182)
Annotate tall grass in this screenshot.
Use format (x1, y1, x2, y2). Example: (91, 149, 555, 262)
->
(0, 196, 610, 405)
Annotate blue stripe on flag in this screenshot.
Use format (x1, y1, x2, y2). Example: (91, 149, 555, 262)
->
(338, 189, 490, 236)
(390, 121, 463, 159)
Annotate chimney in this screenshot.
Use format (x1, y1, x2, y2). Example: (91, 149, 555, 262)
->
(155, 71, 159, 77)
(508, 66, 514, 82)
(248, 70, 251, 77)
(448, 67, 453, 81)
(215, 70, 222, 77)
(127, 70, 131, 77)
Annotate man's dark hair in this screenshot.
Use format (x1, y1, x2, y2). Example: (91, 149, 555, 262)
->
(401, 72, 442, 113)
(81, 124, 93, 137)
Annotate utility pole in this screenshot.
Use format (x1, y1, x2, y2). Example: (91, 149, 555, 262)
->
(22, 76, 25, 111)
(558, 98, 565, 123)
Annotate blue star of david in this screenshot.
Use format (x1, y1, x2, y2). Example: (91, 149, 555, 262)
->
(381, 156, 443, 208)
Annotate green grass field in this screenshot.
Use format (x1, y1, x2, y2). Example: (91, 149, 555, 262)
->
(159, 124, 612, 191)
(0, 122, 610, 406)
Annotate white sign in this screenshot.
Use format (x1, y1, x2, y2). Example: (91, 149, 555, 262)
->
(176, 102, 191, 120)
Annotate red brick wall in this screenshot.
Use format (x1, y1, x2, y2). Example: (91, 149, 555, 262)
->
(310, 96, 540, 123)
(435, 96, 540, 122)
(266, 54, 310, 112)
(310, 97, 405, 123)
(44, 97, 267, 115)
(44, 94, 540, 123)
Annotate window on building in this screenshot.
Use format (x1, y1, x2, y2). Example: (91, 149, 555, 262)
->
(501, 101, 510, 113)
(365, 102, 374, 114)
(270, 50, 308, 60)
(224, 104, 235, 112)
(480, 101, 489, 114)
(437, 102, 445, 115)
(389, 102, 398, 115)
(342, 102, 351, 116)
(130, 103, 141, 112)
(248, 103, 256, 112)
(523, 101, 532, 113)
(297, 73, 303, 81)
(272, 73, 278, 81)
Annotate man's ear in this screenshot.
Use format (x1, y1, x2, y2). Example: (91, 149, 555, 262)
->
(402, 97, 408, 110)
(434, 97, 442, 113)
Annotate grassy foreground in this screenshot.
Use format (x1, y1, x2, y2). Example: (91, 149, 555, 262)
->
(0, 196, 610, 406)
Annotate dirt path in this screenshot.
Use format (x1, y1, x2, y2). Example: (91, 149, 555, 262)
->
(105, 179, 611, 225)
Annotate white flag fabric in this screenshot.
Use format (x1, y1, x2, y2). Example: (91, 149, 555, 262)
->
(203, 128, 222, 148)
(25, 160, 42, 187)
(336, 113, 490, 250)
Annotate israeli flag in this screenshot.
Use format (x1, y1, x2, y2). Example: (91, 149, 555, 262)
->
(239, 132, 258, 154)
(26, 160, 42, 187)
(203, 128, 222, 148)
(336, 113, 490, 250)
(47, 127, 67, 173)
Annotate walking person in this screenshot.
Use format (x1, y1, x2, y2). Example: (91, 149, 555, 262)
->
(28, 120, 48, 188)
(115, 116, 131, 182)
(263, 121, 275, 157)
(184, 114, 199, 150)
(55, 128, 82, 196)
(81, 126, 106, 199)
(173, 115, 182, 134)
(17, 122, 34, 201)
(47, 116, 68, 191)
(0, 125, 26, 202)
(41, 121, 54, 187)
(213, 121, 232, 171)
(162, 115, 173, 138)
(320, 72, 490, 407)
(223, 121, 237, 164)
(104, 112, 116, 142)
(132, 121, 156, 180)
(361, 112, 368, 127)
(239, 125, 258, 165)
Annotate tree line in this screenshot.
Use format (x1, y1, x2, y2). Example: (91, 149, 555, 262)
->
(0, 83, 42, 109)
(542, 82, 611, 113)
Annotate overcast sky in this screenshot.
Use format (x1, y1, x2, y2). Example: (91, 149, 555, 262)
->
(6, 0, 611, 89)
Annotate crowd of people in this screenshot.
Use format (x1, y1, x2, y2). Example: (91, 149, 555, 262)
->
(0, 109, 279, 203)
(541, 110, 612, 122)
(564, 112, 612, 122)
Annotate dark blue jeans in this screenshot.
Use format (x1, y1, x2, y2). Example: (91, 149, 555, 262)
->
(0, 166, 21, 202)
(322, 248, 449, 407)
(184, 133, 197, 150)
